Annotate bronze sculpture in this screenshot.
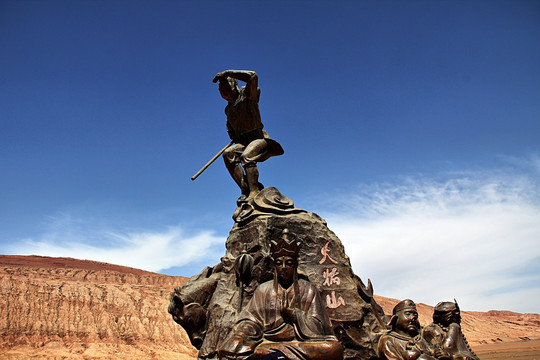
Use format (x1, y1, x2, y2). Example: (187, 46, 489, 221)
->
(171, 70, 474, 360)
(169, 210, 387, 359)
(218, 229, 343, 360)
(421, 301, 479, 360)
(377, 300, 451, 360)
(213, 70, 283, 202)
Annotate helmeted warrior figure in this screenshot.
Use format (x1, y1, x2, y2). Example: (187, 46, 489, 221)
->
(213, 70, 283, 202)
(377, 299, 451, 360)
(421, 300, 479, 360)
(218, 229, 343, 360)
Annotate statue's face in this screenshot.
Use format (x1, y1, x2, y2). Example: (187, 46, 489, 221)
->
(275, 256, 296, 286)
(441, 307, 461, 326)
(219, 78, 238, 102)
(395, 309, 420, 337)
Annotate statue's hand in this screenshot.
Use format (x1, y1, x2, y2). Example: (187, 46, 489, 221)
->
(213, 71, 229, 83)
(434, 349, 452, 360)
(281, 306, 298, 324)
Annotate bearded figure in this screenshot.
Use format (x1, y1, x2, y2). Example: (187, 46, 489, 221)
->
(421, 301, 479, 360)
(377, 299, 451, 360)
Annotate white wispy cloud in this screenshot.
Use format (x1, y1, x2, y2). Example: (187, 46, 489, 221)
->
(7, 220, 224, 273)
(324, 156, 540, 313)
(5, 155, 539, 313)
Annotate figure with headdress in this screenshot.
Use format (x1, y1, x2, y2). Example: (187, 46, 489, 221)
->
(421, 301, 479, 360)
(213, 70, 284, 202)
(218, 229, 343, 360)
(377, 300, 451, 360)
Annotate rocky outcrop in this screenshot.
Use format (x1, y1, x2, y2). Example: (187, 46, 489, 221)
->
(0, 255, 196, 360)
(170, 211, 388, 360)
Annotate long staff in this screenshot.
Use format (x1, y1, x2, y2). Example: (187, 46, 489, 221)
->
(190, 141, 233, 181)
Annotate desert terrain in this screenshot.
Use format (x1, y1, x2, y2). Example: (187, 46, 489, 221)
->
(0, 255, 539, 359)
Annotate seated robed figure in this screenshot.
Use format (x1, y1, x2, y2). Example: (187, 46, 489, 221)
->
(421, 301, 479, 360)
(218, 230, 343, 360)
(377, 299, 451, 360)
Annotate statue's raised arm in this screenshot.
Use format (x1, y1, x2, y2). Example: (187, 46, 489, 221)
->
(213, 69, 259, 104)
(213, 69, 283, 203)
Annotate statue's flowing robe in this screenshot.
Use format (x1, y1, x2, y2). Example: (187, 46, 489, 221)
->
(377, 331, 437, 360)
(220, 278, 342, 360)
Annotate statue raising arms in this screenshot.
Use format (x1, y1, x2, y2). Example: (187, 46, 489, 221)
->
(213, 70, 283, 202)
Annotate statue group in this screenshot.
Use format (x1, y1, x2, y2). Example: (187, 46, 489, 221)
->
(169, 70, 478, 360)
(378, 299, 478, 360)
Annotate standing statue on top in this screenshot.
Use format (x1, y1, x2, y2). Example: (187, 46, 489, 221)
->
(213, 70, 284, 202)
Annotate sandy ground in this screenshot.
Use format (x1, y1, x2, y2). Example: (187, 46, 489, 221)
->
(2, 342, 539, 360)
(472, 339, 540, 360)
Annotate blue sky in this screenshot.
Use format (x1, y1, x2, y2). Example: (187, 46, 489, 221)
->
(1, 0, 539, 313)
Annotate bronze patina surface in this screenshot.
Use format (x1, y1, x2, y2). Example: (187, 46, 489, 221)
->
(169, 70, 474, 360)
(422, 301, 479, 360)
(213, 70, 283, 203)
(218, 230, 343, 359)
(169, 210, 388, 359)
(377, 300, 451, 360)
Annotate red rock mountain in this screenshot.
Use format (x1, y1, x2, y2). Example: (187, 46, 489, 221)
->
(1, 255, 539, 359)
(0, 255, 195, 359)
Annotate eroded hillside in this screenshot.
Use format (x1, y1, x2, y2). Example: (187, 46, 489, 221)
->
(0, 255, 196, 359)
(1, 255, 539, 359)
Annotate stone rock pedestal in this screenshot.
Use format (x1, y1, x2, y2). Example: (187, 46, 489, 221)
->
(172, 194, 388, 360)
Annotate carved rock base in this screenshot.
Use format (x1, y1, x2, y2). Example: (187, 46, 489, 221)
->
(173, 205, 388, 359)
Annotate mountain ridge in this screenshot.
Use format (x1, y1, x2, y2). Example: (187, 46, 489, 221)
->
(1, 255, 539, 359)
